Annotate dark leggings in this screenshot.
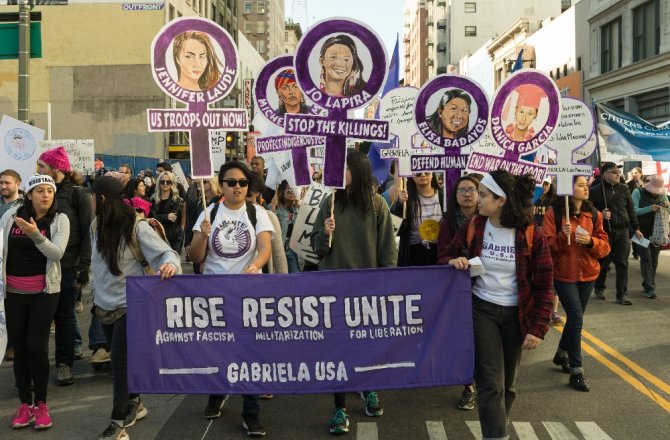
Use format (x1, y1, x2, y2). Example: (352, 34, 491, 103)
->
(101, 314, 139, 420)
(5, 292, 60, 404)
(334, 391, 373, 409)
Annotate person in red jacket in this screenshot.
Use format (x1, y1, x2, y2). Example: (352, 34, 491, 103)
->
(439, 169, 554, 440)
(542, 176, 610, 392)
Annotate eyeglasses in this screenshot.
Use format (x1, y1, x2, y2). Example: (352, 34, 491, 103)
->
(414, 172, 430, 177)
(285, 188, 293, 193)
(456, 187, 477, 196)
(223, 178, 249, 187)
(159, 180, 172, 185)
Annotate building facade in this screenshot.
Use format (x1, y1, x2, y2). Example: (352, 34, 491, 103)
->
(284, 18, 302, 54)
(239, 0, 285, 61)
(403, 0, 429, 87)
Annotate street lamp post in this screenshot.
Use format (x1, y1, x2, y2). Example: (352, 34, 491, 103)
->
(18, 0, 30, 124)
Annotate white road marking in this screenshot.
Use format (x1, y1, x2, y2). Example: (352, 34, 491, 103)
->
(513, 422, 540, 440)
(426, 421, 448, 440)
(465, 420, 483, 440)
(357, 422, 378, 440)
(353, 362, 415, 372)
(576, 421, 614, 440)
(200, 419, 214, 440)
(159, 367, 219, 375)
(543, 421, 579, 440)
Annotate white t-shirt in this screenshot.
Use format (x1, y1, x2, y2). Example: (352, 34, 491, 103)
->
(193, 203, 275, 275)
(410, 192, 442, 245)
(472, 219, 518, 306)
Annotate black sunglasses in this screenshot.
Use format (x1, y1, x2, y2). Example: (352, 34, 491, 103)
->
(224, 178, 249, 187)
(159, 180, 172, 185)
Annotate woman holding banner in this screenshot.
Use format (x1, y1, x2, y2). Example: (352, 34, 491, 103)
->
(273, 180, 301, 273)
(2, 174, 69, 430)
(311, 149, 397, 435)
(89, 176, 180, 440)
(441, 169, 553, 440)
(542, 176, 610, 392)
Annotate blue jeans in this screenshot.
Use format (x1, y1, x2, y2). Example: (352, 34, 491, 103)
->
(554, 281, 594, 372)
(88, 313, 109, 350)
(55, 268, 77, 367)
(472, 296, 523, 440)
(285, 246, 300, 273)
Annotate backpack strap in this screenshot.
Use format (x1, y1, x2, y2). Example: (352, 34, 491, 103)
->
(208, 196, 226, 223)
(246, 201, 257, 230)
(128, 215, 156, 275)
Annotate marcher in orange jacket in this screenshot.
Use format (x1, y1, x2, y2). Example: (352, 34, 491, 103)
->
(542, 176, 611, 392)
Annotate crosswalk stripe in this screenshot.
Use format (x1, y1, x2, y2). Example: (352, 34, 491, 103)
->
(575, 421, 614, 440)
(357, 422, 378, 440)
(512, 421, 539, 440)
(426, 421, 448, 440)
(465, 420, 483, 440)
(543, 421, 578, 440)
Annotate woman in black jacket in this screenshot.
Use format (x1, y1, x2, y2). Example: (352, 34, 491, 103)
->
(151, 171, 184, 254)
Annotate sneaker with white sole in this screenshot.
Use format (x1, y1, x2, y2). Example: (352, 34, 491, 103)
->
(203, 394, 229, 419)
(33, 401, 52, 430)
(124, 400, 147, 427)
(361, 391, 383, 417)
(98, 421, 129, 440)
(90, 348, 112, 364)
(11, 403, 34, 429)
(242, 415, 266, 437)
(328, 408, 349, 435)
(56, 364, 74, 386)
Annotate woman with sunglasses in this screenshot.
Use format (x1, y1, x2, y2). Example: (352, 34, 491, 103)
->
(189, 161, 274, 437)
(273, 180, 301, 273)
(151, 171, 185, 254)
(392, 172, 443, 266)
(311, 149, 397, 435)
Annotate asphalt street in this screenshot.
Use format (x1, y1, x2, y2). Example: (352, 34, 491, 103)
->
(1, 252, 669, 440)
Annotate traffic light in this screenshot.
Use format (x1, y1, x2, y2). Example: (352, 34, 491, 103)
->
(225, 132, 234, 144)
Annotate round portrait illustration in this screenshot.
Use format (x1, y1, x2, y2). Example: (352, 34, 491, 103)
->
(294, 18, 387, 111)
(490, 69, 560, 155)
(254, 55, 322, 127)
(151, 17, 238, 105)
(415, 75, 489, 150)
(4, 128, 36, 161)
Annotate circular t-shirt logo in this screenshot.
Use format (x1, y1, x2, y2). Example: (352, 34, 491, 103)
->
(5, 128, 36, 161)
(211, 219, 251, 258)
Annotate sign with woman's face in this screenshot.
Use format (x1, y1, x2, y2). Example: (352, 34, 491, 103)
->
(254, 55, 322, 128)
(151, 17, 238, 105)
(489, 69, 560, 156)
(294, 18, 387, 111)
(415, 75, 489, 150)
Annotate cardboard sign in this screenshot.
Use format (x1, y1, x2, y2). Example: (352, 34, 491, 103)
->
(0, 115, 46, 187)
(37, 139, 95, 175)
(287, 18, 389, 188)
(544, 98, 594, 195)
(171, 162, 190, 190)
(147, 17, 248, 178)
(289, 184, 333, 264)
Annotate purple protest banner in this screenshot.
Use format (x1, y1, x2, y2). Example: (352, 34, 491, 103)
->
(413, 75, 489, 199)
(254, 55, 324, 185)
(289, 18, 389, 188)
(127, 267, 474, 395)
(147, 17, 248, 178)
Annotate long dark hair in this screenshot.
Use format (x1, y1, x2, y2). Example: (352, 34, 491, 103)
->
(319, 34, 366, 96)
(550, 176, 595, 216)
(124, 178, 143, 199)
(444, 175, 480, 233)
(426, 89, 472, 137)
(277, 180, 296, 208)
(335, 149, 373, 217)
(16, 188, 57, 226)
(406, 173, 441, 227)
(95, 192, 136, 276)
(489, 169, 535, 229)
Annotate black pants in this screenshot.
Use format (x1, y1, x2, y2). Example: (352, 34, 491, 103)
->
(55, 268, 77, 367)
(101, 314, 139, 420)
(595, 228, 629, 296)
(5, 292, 60, 404)
(408, 243, 438, 266)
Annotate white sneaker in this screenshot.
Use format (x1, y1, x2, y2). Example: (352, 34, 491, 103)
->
(90, 348, 111, 364)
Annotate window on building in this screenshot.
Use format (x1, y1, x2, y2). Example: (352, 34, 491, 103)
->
(561, 0, 572, 13)
(601, 17, 621, 74)
(635, 88, 669, 123)
(244, 22, 252, 33)
(608, 98, 625, 111)
(244, 0, 252, 14)
(218, 13, 224, 26)
(258, 39, 266, 54)
(577, 56, 582, 71)
(169, 5, 175, 20)
(211, 5, 216, 21)
(633, 0, 660, 62)
(563, 64, 568, 76)
(465, 26, 476, 37)
(257, 0, 266, 14)
(257, 21, 265, 34)
(464, 2, 476, 13)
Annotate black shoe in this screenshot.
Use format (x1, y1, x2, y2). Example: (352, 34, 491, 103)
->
(594, 289, 606, 300)
(570, 373, 590, 392)
(552, 353, 570, 374)
(124, 399, 148, 427)
(242, 415, 266, 437)
(456, 386, 476, 410)
(203, 394, 229, 419)
(616, 295, 633, 305)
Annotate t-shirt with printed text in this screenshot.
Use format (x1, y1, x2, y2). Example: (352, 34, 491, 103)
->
(472, 219, 518, 306)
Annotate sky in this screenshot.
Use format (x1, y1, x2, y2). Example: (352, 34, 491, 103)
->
(285, 0, 405, 63)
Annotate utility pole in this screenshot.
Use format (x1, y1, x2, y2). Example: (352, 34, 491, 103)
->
(18, 0, 30, 124)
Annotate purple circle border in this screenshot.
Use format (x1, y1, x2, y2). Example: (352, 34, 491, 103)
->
(254, 55, 322, 128)
(294, 18, 387, 111)
(152, 17, 238, 105)
(490, 70, 560, 154)
(415, 74, 490, 150)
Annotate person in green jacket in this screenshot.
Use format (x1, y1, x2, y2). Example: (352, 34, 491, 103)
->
(311, 148, 398, 435)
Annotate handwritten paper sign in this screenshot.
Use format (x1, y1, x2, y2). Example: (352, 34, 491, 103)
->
(289, 184, 333, 264)
(38, 139, 95, 175)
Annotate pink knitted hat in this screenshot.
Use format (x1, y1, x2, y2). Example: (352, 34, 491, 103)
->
(39, 146, 72, 172)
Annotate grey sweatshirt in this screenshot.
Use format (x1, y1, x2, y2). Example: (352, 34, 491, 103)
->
(91, 220, 182, 311)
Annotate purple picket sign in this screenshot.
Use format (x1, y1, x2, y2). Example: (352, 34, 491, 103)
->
(467, 151, 547, 184)
(126, 267, 474, 395)
(255, 134, 326, 186)
(147, 17, 248, 178)
(285, 114, 389, 141)
(290, 18, 388, 188)
(410, 154, 470, 173)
